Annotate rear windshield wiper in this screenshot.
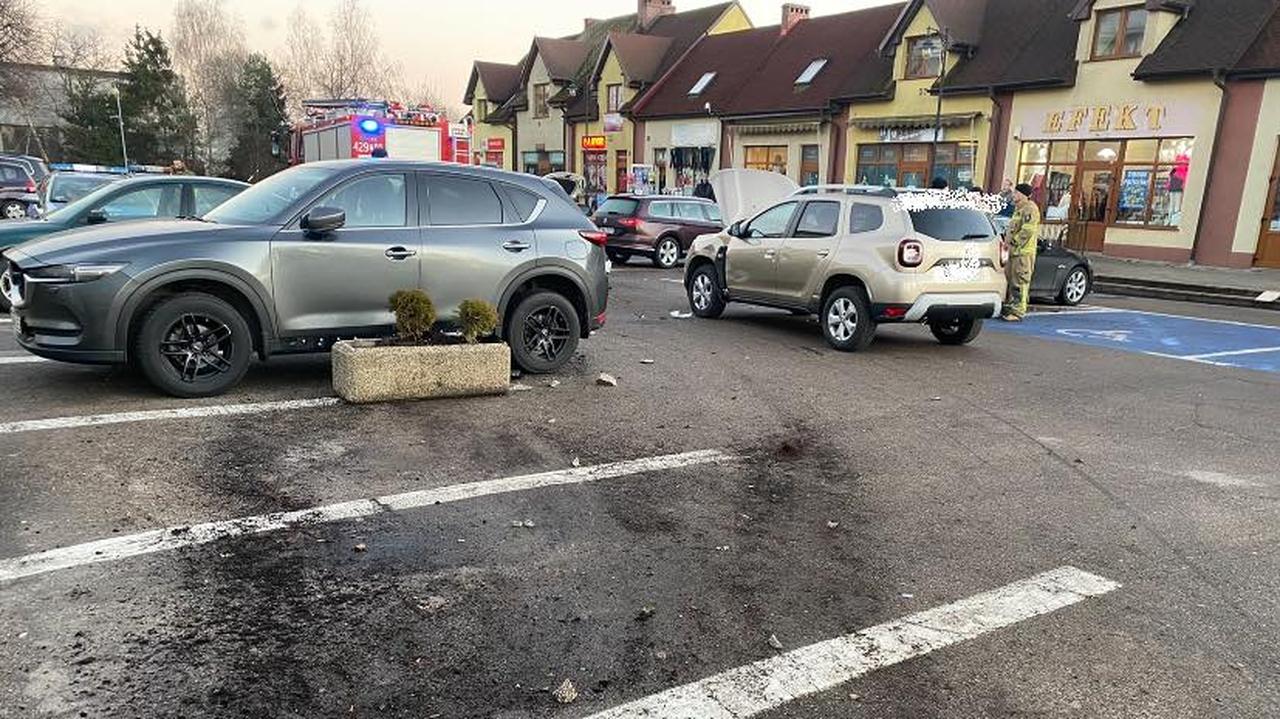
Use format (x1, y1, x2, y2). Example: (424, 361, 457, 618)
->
(961, 233, 990, 240)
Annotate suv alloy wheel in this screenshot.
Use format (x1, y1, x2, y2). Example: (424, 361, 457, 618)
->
(132, 292, 254, 398)
(653, 237, 680, 269)
(507, 291, 580, 373)
(1, 200, 26, 220)
(821, 286, 875, 352)
(687, 264, 725, 318)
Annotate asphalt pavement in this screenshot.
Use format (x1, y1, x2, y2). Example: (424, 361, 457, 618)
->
(1, 265, 1278, 718)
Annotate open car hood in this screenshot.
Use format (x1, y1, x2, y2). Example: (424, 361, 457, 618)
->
(710, 169, 799, 224)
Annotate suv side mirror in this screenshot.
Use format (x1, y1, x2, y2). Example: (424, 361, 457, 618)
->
(85, 208, 109, 225)
(302, 206, 345, 234)
(727, 220, 742, 238)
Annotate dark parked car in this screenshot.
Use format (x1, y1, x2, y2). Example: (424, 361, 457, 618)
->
(2, 160, 609, 397)
(39, 171, 120, 215)
(0, 159, 38, 220)
(593, 195, 723, 269)
(992, 216, 1092, 305)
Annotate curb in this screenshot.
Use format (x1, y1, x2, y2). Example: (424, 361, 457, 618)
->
(1095, 275, 1280, 311)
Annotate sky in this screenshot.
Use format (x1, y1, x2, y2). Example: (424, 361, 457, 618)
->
(35, 0, 900, 112)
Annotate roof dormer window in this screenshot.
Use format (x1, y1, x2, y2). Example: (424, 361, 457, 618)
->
(1092, 7, 1147, 60)
(688, 71, 716, 96)
(795, 58, 828, 85)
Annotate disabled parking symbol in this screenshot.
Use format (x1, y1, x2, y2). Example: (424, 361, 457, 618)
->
(1056, 328, 1134, 343)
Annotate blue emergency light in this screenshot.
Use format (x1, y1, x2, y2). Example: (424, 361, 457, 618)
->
(358, 118, 382, 135)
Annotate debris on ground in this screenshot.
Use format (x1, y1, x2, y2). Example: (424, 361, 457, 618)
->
(511, 519, 536, 528)
(552, 679, 578, 704)
(416, 596, 447, 614)
(669, 310, 693, 319)
(640, 358, 655, 364)
(849, 692, 862, 701)
(901, 593, 915, 599)
(767, 634, 784, 650)
(827, 521, 840, 529)
(547, 379, 561, 388)
(715, 545, 730, 552)
(353, 543, 367, 552)
(510, 383, 533, 392)
(929, 396, 942, 402)
(596, 372, 618, 386)
(636, 605, 656, 621)
(571, 457, 581, 467)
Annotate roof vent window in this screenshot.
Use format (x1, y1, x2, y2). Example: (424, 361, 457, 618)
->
(688, 71, 717, 95)
(796, 58, 827, 85)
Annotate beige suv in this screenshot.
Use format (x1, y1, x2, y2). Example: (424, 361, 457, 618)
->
(683, 172, 1008, 351)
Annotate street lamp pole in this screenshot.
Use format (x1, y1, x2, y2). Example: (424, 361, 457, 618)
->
(111, 86, 129, 172)
(930, 27, 949, 185)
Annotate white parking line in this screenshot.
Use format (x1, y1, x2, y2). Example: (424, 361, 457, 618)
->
(584, 566, 1119, 719)
(0, 449, 732, 583)
(0, 355, 45, 365)
(1183, 345, 1280, 360)
(0, 397, 342, 435)
(659, 278, 684, 284)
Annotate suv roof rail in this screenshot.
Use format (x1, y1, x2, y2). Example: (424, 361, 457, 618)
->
(790, 184, 898, 198)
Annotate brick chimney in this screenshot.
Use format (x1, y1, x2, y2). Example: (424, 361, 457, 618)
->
(781, 3, 810, 35)
(639, 0, 675, 30)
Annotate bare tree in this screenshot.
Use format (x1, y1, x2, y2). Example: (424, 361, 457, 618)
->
(399, 75, 464, 120)
(0, 0, 38, 98)
(279, 0, 398, 117)
(172, 0, 246, 173)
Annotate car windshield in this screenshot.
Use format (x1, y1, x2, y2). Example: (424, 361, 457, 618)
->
(203, 166, 334, 225)
(908, 209, 996, 241)
(44, 179, 138, 222)
(49, 175, 116, 204)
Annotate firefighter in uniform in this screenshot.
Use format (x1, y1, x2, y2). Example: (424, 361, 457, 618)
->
(1002, 183, 1040, 321)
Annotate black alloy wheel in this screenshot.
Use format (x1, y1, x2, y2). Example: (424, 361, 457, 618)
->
(508, 291, 580, 373)
(134, 292, 253, 397)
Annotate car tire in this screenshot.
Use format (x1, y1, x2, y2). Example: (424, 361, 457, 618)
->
(687, 263, 725, 319)
(653, 236, 681, 269)
(929, 316, 983, 345)
(1, 200, 26, 220)
(1057, 266, 1090, 306)
(507, 291, 580, 374)
(821, 285, 875, 352)
(132, 292, 254, 398)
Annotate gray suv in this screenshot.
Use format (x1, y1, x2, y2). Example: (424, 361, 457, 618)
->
(2, 160, 609, 397)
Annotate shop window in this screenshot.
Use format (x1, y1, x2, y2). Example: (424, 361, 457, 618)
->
(522, 150, 565, 176)
(745, 145, 788, 175)
(615, 149, 629, 193)
(607, 84, 623, 113)
(800, 144, 820, 186)
(1092, 7, 1146, 60)
(653, 148, 668, 193)
(905, 36, 943, 79)
(670, 147, 715, 195)
(533, 84, 550, 118)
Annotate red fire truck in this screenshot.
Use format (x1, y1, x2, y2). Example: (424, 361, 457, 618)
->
(287, 99, 471, 165)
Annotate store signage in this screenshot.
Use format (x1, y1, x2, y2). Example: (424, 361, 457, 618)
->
(603, 113, 624, 134)
(486, 138, 505, 151)
(879, 127, 944, 143)
(670, 120, 718, 147)
(1019, 102, 1190, 140)
(448, 125, 470, 139)
(581, 135, 608, 151)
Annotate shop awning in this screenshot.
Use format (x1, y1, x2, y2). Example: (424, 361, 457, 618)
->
(851, 112, 982, 130)
(732, 121, 823, 136)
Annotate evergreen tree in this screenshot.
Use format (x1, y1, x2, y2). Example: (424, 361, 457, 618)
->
(58, 78, 121, 165)
(118, 27, 197, 166)
(226, 54, 288, 181)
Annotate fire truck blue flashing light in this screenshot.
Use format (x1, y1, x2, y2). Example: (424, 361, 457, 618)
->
(357, 118, 382, 135)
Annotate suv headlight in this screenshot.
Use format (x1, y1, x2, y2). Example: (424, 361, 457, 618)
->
(25, 262, 128, 284)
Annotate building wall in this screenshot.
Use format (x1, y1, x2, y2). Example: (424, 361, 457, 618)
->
(640, 117, 722, 193)
(470, 80, 514, 171)
(843, 7, 995, 188)
(708, 3, 752, 35)
(1232, 78, 1280, 260)
(516, 55, 566, 162)
(725, 120, 831, 185)
(575, 51, 635, 195)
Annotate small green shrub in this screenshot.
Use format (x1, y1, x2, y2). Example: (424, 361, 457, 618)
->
(389, 289, 436, 343)
(457, 298, 499, 344)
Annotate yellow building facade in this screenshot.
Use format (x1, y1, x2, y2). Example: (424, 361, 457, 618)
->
(845, 6, 994, 191)
(469, 80, 514, 171)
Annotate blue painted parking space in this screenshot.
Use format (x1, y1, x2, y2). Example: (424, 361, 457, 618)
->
(988, 308, 1280, 374)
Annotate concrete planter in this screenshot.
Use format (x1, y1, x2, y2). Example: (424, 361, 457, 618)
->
(331, 339, 510, 403)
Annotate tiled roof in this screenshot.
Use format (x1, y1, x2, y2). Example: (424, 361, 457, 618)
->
(939, 0, 1079, 93)
(1135, 0, 1280, 79)
(1233, 4, 1280, 75)
(634, 4, 905, 119)
(609, 32, 676, 85)
(534, 37, 593, 82)
(463, 61, 522, 106)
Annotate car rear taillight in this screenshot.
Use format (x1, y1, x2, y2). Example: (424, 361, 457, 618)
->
(579, 230, 608, 247)
(999, 239, 1010, 267)
(898, 239, 924, 268)
(617, 217, 640, 230)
